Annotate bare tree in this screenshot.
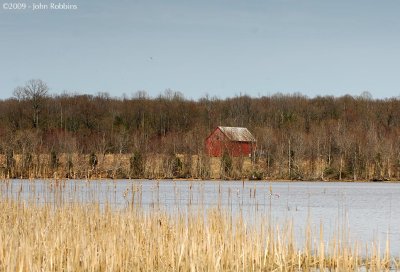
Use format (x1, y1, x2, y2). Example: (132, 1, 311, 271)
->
(13, 79, 48, 129)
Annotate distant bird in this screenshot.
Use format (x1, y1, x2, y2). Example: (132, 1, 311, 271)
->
(149, 57, 153, 61)
(123, 188, 129, 198)
(269, 193, 280, 198)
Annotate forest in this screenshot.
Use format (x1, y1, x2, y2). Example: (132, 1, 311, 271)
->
(1, 79, 400, 181)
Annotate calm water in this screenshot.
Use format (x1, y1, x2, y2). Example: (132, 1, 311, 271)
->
(1, 179, 400, 256)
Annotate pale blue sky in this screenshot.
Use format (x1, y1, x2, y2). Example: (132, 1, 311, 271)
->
(1, 0, 400, 99)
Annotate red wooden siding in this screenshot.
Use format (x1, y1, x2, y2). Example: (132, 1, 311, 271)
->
(205, 127, 256, 157)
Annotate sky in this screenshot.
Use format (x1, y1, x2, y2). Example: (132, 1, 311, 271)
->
(1, 0, 400, 100)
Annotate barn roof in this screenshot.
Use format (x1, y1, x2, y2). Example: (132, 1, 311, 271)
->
(218, 126, 256, 142)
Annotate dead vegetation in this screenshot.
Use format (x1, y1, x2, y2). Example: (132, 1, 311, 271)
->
(0, 179, 398, 271)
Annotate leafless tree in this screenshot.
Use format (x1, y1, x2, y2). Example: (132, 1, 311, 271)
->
(13, 79, 48, 129)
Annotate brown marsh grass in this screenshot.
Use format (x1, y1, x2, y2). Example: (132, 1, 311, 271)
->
(0, 180, 399, 271)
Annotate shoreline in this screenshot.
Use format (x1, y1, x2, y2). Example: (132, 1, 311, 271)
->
(2, 177, 399, 183)
(2, 153, 398, 182)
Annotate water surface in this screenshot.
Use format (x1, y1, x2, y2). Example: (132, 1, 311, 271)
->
(2, 179, 399, 256)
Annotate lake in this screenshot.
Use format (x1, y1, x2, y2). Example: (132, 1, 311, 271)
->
(1, 179, 400, 256)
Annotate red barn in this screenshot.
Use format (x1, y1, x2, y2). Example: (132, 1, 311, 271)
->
(205, 126, 256, 157)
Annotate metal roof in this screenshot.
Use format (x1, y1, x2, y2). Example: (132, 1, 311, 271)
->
(218, 126, 256, 142)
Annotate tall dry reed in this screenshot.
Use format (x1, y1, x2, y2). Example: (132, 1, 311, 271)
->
(0, 196, 398, 271)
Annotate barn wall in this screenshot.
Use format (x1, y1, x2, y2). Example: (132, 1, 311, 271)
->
(205, 128, 226, 157)
(227, 142, 254, 157)
(205, 128, 255, 157)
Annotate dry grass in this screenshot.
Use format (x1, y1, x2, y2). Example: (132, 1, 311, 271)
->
(0, 181, 398, 271)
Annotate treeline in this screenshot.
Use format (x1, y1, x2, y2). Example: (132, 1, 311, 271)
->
(1, 79, 400, 180)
